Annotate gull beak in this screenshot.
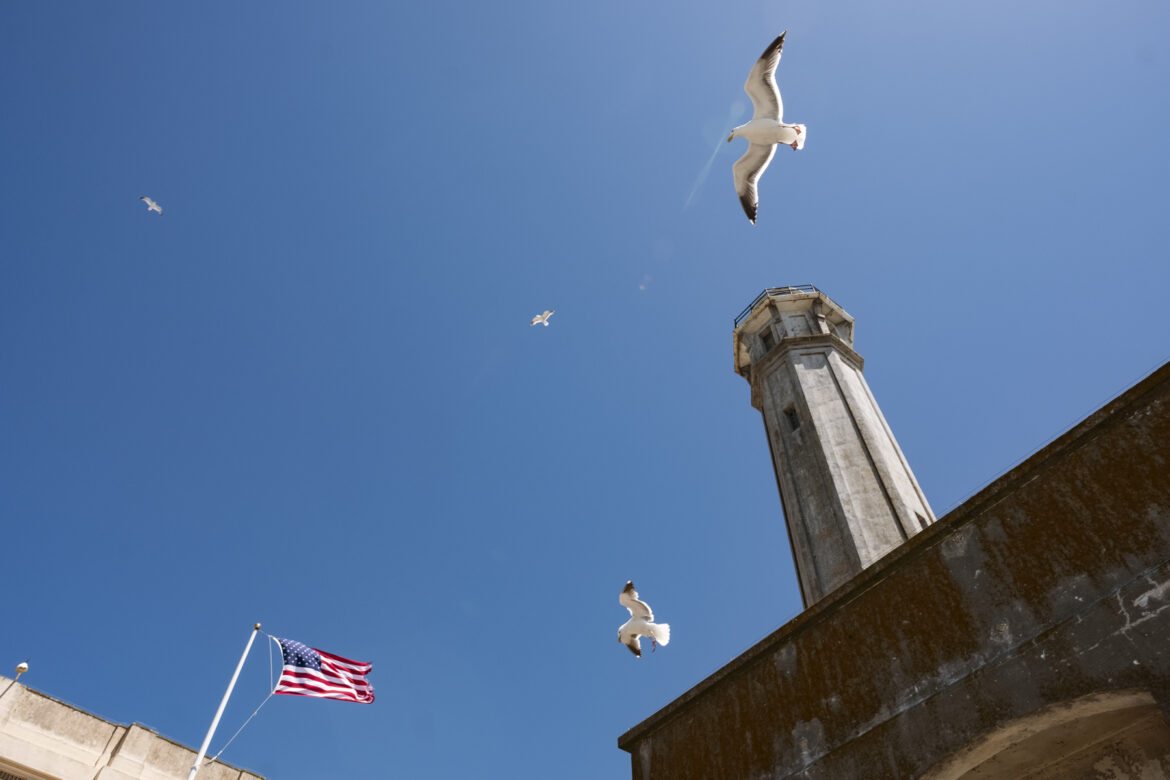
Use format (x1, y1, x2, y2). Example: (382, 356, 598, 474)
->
(727, 134, 733, 143)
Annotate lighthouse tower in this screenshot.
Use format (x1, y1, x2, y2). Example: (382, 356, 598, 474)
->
(733, 286, 935, 606)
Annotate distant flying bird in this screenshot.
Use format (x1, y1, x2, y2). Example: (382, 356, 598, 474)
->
(618, 581, 670, 658)
(530, 310, 555, 327)
(139, 196, 163, 215)
(727, 32, 807, 224)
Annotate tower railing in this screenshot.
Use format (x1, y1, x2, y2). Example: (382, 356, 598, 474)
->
(733, 285, 824, 327)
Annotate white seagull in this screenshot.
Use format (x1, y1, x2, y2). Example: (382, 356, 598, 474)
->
(530, 310, 555, 327)
(728, 32, 806, 224)
(139, 196, 163, 215)
(618, 581, 670, 658)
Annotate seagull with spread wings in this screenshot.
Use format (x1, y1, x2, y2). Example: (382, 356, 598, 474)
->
(530, 310, 555, 327)
(727, 32, 807, 224)
(139, 196, 163, 215)
(618, 581, 671, 658)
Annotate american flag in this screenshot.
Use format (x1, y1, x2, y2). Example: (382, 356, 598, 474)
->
(273, 638, 374, 704)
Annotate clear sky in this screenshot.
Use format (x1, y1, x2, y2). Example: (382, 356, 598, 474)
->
(2, 1, 1167, 778)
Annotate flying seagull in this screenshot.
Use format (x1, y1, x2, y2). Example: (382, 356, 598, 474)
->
(530, 310, 555, 327)
(139, 196, 163, 215)
(618, 581, 670, 658)
(727, 32, 806, 224)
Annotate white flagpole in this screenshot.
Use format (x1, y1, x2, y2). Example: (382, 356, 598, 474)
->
(187, 623, 262, 780)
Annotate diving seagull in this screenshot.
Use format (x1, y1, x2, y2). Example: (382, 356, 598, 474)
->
(728, 31, 806, 224)
(618, 581, 670, 658)
(139, 196, 163, 215)
(530, 310, 555, 327)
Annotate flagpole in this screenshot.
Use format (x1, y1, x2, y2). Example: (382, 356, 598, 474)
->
(187, 623, 262, 780)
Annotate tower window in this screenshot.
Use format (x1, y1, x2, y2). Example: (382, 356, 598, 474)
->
(759, 328, 775, 353)
(784, 406, 799, 431)
(915, 513, 929, 530)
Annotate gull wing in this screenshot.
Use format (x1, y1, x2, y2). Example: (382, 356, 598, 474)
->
(620, 630, 643, 658)
(733, 142, 777, 224)
(620, 581, 654, 620)
(745, 32, 786, 121)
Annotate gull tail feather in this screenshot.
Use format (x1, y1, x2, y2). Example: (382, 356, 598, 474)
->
(650, 622, 670, 647)
(792, 125, 807, 151)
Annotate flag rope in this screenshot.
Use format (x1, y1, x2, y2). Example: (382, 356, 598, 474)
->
(203, 636, 281, 766)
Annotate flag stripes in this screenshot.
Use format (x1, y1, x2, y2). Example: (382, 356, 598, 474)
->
(273, 638, 374, 704)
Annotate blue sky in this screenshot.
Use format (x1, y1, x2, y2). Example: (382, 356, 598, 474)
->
(2, 1, 1167, 778)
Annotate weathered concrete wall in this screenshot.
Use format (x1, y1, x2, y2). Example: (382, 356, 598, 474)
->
(619, 362, 1170, 779)
(922, 690, 1170, 778)
(0, 678, 263, 780)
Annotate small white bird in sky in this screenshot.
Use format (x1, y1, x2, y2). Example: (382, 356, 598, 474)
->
(139, 196, 163, 215)
(618, 581, 670, 658)
(530, 310, 555, 327)
(728, 31, 806, 224)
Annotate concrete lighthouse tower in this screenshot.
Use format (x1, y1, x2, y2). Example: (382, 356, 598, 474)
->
(733, 286, 935, 607)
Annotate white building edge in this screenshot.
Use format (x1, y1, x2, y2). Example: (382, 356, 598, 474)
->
(0, 675, 262, 780)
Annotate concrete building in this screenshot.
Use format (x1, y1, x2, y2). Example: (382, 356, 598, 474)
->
(731, 286, 935, 606)
(0, 676, 262, 780)
(618, 286, 1170, 779)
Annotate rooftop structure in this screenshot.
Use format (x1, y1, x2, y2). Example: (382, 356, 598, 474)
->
(617, 287, 1170, 778)
(0, 676, 263, 780)
(732, 286, 935, 605)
